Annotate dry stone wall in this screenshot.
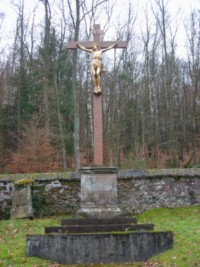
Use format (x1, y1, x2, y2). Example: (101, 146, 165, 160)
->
(118, 169, 200, 214)
(0, 169, 200, 219)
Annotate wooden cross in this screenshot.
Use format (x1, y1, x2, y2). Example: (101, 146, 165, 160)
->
(67, 24, 127, 50)
(67, 24, 127, 166)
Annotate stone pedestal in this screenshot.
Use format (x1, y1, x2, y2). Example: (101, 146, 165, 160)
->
(77, 167, 121, 218)
(10, 185, 34, 219)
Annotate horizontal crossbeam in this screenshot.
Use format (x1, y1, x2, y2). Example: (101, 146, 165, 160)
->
(67, 41, 127, 50)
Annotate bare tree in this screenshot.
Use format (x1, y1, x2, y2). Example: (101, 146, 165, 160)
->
(152, 0, 180, 166)
(186, 10, 200, 164)
(40, 0, 52, 142)
(140, 6, 160, 167)
(67, 0, 108, 170)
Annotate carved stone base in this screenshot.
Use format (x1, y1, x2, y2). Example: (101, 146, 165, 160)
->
(77, 206, 121, 218)
(78, 167, 121, 218)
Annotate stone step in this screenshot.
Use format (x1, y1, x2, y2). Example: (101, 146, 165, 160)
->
(61, 217, 137, 226)
(45, 223, 154, 234)
(27, 231, 173, 264)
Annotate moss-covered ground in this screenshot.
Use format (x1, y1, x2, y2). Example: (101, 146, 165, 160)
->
(0, 205, 200, 267)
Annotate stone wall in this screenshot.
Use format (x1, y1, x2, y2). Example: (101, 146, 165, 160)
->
(0, 169, 200, 219)
(118, 169, 200, 214)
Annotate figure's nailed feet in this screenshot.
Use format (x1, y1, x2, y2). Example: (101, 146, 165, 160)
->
(94, 88, 102, 95)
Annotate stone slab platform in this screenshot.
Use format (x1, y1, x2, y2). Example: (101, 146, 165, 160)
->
(26, 231, 173, 264)
(45, 223, 154, 234)
(61, 217, 137, 225)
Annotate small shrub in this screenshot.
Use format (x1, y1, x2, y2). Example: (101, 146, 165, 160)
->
(14, 177, 34, 187)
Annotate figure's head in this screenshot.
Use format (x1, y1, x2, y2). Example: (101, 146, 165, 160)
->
(92, 44, 99, 51)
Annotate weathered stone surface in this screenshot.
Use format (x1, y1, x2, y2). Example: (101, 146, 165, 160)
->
(31, 180, 80, 217)
(61, 217, 137, 225)
(27, 212, 172, 264)
(118, 170, 148, 179)
(26, 231, 173, 264)
(117, 177, 200, 214)
(0, 181, 12, 219)
(81, 167, 118, 174)
(45, 223, 154, 234)
(50, 216, 152, 234)
(77, 207, 122, 218)
(78, 167, 121, 218)
(1, 169, 200, 218)
(45, 180, 62, 192)
(10, 185, 34, 219)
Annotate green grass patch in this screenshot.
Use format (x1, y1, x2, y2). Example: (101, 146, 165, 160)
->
(0, 206, 200, 267)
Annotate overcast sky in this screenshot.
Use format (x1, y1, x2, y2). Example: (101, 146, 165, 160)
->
(0, 0, 199, 57)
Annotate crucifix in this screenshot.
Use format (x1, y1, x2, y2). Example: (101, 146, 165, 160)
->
(67, 24, 127, 165)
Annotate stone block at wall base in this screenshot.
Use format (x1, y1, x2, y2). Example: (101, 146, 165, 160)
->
(10, 185, 34, 219)
(10, 205, 34, 219)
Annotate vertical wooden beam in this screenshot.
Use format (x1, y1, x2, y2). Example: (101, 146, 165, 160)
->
(93, 25, 103, 165)
(93, 94, 103, 165)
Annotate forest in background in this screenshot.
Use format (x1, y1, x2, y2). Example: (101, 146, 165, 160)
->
(0, 0, 199, 173)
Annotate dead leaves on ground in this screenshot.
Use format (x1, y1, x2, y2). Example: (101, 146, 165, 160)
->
(32, 264, 60, 267)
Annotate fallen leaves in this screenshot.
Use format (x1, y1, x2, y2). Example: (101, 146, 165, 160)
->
(3, 228, 9, 234)
(13, 229, 18, 234)
(33, 264, 61, 267)
(143, 261, 159, 267)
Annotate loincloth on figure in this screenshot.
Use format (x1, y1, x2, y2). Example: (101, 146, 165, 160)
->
(92, 59, 103, 71)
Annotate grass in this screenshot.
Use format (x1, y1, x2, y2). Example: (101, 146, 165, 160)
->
(0, 205, 200, 267)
